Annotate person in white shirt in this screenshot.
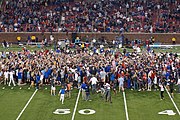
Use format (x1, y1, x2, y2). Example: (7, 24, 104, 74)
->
(74, 71, 78, 88)
(99, 69, 106, 89)
(118, 75, 124, 92)
(100, 69, 106, 83)
(89, 75, 98, 94)
(8, 70, 16, 86)
(0, 71, 3, 83)
(104, 82, 112, 103)
(40, 73, 44, 85)
(4, 70, 9, 85)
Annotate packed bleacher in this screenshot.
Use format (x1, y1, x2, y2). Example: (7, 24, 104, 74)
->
(0, 0, 179, 33)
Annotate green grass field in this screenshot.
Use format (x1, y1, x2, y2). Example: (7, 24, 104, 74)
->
(0, 85, 180, 120)
(0, 45, 179, 120)
(0, 45, 180, 53)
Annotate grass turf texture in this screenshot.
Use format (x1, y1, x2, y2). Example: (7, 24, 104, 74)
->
(0, 84, 180, 120)
(0, 45, 180, 53)
(0, 85, 34, 120)
(0, 45, 179, 120)
(126, 90, 180, 120)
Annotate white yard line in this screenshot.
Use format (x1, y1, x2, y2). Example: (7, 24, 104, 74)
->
(165, 87, 180, 115)
(71, 89, 81, 120)
(16, 89, 38, 120)
(123, 91, 129, 120)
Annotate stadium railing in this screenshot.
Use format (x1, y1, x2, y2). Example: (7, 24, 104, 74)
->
(0, 32, 179, 44)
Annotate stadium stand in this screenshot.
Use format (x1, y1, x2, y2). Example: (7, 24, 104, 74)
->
(0, 0, 179, 33)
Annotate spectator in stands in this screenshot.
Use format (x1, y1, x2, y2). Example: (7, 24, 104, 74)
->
(0, 0, 179, 33)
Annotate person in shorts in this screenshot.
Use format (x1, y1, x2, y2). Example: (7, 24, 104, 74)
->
(51, 79, 56, 96)
(118, 75, 124, 92)
(66, 82, 72, 98)
(59, 86, 65, 104)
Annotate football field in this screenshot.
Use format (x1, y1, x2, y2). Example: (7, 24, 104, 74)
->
(0, 85, 180, 120)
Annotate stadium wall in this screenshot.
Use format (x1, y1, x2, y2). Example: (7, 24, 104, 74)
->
(0, 32, 179, 44)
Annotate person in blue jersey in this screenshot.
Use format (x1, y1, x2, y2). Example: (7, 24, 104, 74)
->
(59, 86, 65, 104)
(18, 68, 23, 85)
(35, 72, 40, 89)
(85, 83, 90, 101)
(81, 81, 87, 100)
(110, 72, 115, 84)
(105, 64, 111, 73)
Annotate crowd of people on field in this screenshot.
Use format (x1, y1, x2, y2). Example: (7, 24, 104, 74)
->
(0, 0, 179, 33)
(0, 46, 180, 102)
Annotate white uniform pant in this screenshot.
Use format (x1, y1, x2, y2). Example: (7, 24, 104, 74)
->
(4, 77, 8, 85)
(60, 94, 65, 104)
(9, 77, 16, 86)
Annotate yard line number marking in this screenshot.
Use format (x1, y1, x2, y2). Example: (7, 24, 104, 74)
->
(71, 89, 81, 120)
(53, 109, 71, 115)
(16, 89, 38, 120)
(123, 91, 129, 120)
(78, 109, 96, 115)
(165, 87, 180, 115)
